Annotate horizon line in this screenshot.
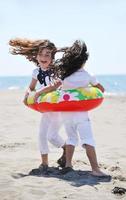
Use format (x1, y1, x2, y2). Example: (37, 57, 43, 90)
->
(0, 73, 126, 77)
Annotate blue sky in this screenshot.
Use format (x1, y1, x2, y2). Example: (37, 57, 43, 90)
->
(0, 0, 126, 76)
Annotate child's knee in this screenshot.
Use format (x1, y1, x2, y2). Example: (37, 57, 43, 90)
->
(66, 138, 78, 146)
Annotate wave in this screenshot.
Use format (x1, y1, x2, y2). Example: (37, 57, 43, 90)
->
(8, 86, 20, 90)
(104, 91, 126, 97)
(0, 75, 126, 95)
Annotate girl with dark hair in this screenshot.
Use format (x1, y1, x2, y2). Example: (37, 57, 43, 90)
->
(53, 40, 108, 176)
(9, 38, 66, 174)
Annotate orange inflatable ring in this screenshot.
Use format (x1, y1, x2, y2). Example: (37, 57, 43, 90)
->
(27, 87, 104, 112)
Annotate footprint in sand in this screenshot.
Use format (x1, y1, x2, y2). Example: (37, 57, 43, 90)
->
(0, 142, 25, 151)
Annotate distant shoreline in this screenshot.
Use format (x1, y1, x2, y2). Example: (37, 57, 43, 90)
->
(1, 73, 126, 77)
(0, 75, 126, 95)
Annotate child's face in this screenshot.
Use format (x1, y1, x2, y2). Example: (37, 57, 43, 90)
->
(36, 48, 53, 69)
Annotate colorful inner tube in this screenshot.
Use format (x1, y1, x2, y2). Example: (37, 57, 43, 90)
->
(27, 87, 104, 112)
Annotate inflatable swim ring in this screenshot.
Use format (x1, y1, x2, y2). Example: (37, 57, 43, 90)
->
(27, 87, 104, 112)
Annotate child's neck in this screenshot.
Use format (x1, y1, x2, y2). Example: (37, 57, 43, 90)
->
(40, 66, 50, 71)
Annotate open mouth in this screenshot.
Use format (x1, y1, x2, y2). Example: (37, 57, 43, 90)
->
(41, 61, 47, 64)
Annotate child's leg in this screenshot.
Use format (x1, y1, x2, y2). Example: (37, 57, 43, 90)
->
(40, 154, 48, 166)
(48, 128, 66, 167)
(39, 114, 50, 166)
(77, 118, 108, 176)
(29, 114, 51, 175)
(47, 125, 65, 149)
(57, 144, 66, 168)
(84, 144, 99, 171)
(60, 144, 76, 174)
(62, 122, 78, 168)
(47, 113, 66, 167)
(65, 145, 75, 167)
(47, 113, 65, 148)
(84, 144, 108, 176)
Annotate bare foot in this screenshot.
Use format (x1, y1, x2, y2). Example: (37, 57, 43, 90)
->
(90, 169, 110, 177)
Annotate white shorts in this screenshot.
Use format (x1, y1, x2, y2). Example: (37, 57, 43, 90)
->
(60, 112, 95, 147)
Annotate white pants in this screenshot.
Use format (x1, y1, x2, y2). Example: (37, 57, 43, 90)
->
(39, 112, 65, 154)
(60, 112, 95, 147)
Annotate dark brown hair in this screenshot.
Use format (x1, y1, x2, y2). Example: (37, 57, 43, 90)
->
(54, 40, 89, 80)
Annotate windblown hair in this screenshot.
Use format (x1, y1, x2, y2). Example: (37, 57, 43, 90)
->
(54, 40, 89, 80)
(9, 38, 57, 66)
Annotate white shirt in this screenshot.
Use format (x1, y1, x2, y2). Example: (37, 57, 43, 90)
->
(32, 68, 40, 80)
(62, 68, 99, 90)
(32, 67, 53, 89)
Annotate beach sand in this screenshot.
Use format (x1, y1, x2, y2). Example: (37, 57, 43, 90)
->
(0, 90, 126, 200)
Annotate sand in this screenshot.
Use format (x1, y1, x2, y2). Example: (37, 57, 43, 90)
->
(0, 90, 126, 200)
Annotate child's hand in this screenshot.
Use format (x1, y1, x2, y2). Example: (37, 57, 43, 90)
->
(53, 79, 62, 89)
(23, 96, 28, 106)
(34, 92, 40, 102)
(23, 91, 29, 106)
(23, 90, 30, 106)
(94, 83, 105, 93)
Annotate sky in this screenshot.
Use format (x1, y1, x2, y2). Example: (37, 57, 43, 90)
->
(0, 0, 126, 76)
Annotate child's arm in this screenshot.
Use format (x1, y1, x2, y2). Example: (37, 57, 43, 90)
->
(23, 78, 37, 105)
(34, 80, 62, 102)
(89, 73, 105, 93)
(93, 83, 105, 93)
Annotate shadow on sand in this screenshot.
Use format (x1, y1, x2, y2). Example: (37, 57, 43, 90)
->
(11, 166, 111, 187)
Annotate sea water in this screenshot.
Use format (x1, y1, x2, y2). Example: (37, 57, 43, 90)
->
(0, 75, 126, 95)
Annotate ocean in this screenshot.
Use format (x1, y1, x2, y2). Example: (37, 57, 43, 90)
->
(0, 75, 126, 95)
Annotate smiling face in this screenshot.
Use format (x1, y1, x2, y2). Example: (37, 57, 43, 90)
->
(36, 48, 53, 70)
